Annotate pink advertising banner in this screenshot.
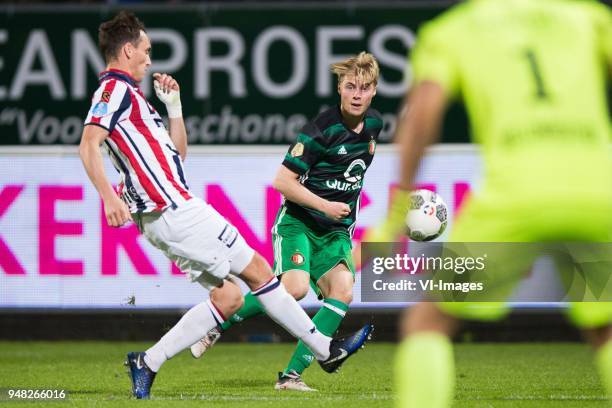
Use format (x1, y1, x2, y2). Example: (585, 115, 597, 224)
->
(0, 145, 481, 309)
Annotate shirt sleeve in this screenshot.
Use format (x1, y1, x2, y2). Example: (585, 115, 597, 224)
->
(410, 19, 461, 99)
(84, 80, 131, 133)
(281, 122, 326, 175)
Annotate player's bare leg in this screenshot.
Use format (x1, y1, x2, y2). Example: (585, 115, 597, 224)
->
(280, 269, 310, 300)
(318, 265, 354, 305)
(187, 280, 245, 358)
(583, 325, 612, 349)
(208, 280, 244, 318)
(235, 253, 332, 360)
(278, 264, 355, 391)
(191, 255, 372, 374)
(237, 253, 373, 373)
(125, 278, 246, 397)
(139, 280, 243, 371)
(190, 270, 310, 358)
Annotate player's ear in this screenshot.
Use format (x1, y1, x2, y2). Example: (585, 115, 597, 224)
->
(124, 42, 134, 60)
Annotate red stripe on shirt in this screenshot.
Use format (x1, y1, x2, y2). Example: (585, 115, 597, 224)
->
(109, 129, 167, 211)
(128, 92, 191, 200)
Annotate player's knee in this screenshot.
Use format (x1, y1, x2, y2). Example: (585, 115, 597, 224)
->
(582, 325, 612, 350)
(285, 281, 309, 300)
(280, 270, 310, 300)
(210, 281, 244, 316)
(225, 285, 244, 313)
(326, 287, 353, 304)
(230, 294, 244, 314)
(338, 289, 353, 304)
(320, 268, 354, 304)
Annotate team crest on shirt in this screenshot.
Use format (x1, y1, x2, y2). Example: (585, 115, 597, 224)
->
(291, 143, 304, 157)
(91, 102, 108, 117)
(368, 139, 376, 155)
(101, 91, 111, 103)
(291, 252, 305, 266)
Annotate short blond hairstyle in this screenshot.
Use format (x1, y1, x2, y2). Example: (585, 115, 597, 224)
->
(330, 52, 380, 86)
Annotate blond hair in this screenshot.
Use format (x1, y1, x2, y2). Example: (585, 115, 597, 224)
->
(330, 52, 380, 86)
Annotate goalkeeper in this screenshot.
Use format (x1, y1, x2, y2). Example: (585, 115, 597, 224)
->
(191, 52, 383, 391)
(368, 0, 612, 407)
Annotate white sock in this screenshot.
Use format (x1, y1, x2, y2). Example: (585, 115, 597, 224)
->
(144, 299, 223, 372)
(252, 276, 331, 360)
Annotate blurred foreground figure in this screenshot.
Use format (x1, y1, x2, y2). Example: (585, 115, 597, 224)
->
(367, 0, 612, 406)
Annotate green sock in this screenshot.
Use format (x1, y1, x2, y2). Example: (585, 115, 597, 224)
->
(220, 292, 264, 331)
(596, 339, 612, 398)
(284, 298, 349, 375)
(395, 332, 454, 408)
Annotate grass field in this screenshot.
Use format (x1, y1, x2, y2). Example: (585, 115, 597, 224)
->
(0, 341, 607, 407)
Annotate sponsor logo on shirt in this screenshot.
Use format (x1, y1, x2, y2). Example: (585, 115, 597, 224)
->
(91, 102, 108, 117)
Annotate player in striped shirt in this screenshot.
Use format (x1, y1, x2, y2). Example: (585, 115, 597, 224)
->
(79, 11, 372, 400)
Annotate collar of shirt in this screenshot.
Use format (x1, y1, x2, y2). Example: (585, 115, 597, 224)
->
(98, 69, 138, 87)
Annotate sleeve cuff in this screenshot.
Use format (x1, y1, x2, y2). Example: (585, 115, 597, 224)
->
(281, 159, 307, 175)
(84, 122, 111, 133)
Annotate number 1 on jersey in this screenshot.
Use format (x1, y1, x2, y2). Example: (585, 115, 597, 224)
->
(524, 49, 549, 100)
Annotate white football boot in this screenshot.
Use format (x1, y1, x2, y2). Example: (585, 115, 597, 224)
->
(190, 326, 222, 358)
(274, 370, 317, 392)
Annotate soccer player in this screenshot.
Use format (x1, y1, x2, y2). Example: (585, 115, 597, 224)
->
(79, 11, 373, 399)
(368, 0, 612, 406)
(190, 52, 383, 391)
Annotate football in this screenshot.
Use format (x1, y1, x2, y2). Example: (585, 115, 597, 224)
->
(405, 189, 448, 241)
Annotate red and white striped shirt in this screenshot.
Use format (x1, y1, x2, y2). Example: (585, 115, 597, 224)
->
(84, 69, 193, 213)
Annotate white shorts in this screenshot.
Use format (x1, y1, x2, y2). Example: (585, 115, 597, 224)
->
(135, 198, 255, 290)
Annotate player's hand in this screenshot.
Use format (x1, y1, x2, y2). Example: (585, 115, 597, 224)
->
(323, 201, 351, 221)
(153, 72, 182, 118)
(103, 194, 132, 227)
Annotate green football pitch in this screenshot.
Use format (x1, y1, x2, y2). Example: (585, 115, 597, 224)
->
(0, 341, 607, 407)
